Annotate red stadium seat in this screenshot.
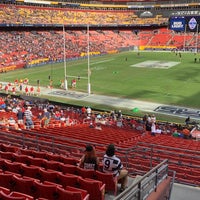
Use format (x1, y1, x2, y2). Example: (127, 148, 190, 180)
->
(0, 173, 15, 190)
(12, 175, 38, 197)
(56, 186, 87, 200)
(33, 181, 58, 200)
(57, 173, 79, 188)
(0, 186, 10, 194)
(9, 192, 34, 200)
(20, 164, 40, 179)
(12, 154, 31, 166)
(58, 163, 78, 175)
(0, 191, 26, 200)
(4, 160, 22, 175)
(61, 157, 79, 165)
(0, 151, 14, 161)
(44, 160, 62, 172)
(77, 168, 96, 179)
(78, 177, 105, 200)
(27, 157, 46, 168)
(95, 170, 118, 195)
(39, 168, 59, 183)
(65, 186, 89, 200)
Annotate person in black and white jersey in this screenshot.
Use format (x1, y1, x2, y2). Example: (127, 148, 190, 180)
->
(102, 144, 128, 192)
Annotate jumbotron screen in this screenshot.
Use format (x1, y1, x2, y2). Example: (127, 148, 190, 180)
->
(169, 16, 200, 32)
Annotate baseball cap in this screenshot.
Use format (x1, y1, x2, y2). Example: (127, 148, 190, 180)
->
(85, 145, 93, 152)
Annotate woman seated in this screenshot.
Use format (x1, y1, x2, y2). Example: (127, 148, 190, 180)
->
(79, 145, 99, 170)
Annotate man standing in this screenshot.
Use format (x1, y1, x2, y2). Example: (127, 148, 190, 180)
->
(42, 108, 51, 128)
(24, 106, 34, 129)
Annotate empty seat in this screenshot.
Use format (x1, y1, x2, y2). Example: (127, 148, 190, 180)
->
(9, 192, 34, 200)
(58, 163, 78, 175)
(77, 168, 96, 179)
(39, 168, 59, 183)
(56, 186, 87, 200)
(33, 181, 58, 200)
(12, 175, 37, 197)
(61, 157, 79, 165)
(95, 170, 118, 195)
(78, 177, 105, 200)
(0, 173, 15, 190)
(44, 160, 62, 172)
(20, 164, 41, 179)
(27, 157, 46, 168)
(65, 186, 89, 200)
(4, 160, 22, 175)
(0, 186, 10, 194)
(57, 173, 79, 188)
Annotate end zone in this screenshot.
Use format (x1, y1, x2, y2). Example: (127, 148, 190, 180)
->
(131, 60, 180, 69)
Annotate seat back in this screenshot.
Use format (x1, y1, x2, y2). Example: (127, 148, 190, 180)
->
(95, 170, 118, 195)
(78, 177, 105, 200)
(77, 168, 96, 179)
(57, 173, 79, 188)
(66, 186, 89, 200)
(12, 175, 36, 197)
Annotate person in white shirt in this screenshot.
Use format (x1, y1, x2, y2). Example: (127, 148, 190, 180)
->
(102, 144, 128, 192)
(86, 107, 92, 118)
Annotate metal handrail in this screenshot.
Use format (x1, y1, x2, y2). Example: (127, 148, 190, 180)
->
(114, 159, 171, 200)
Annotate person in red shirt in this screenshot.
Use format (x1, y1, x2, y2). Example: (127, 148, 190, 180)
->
(71, 79, 76, 88)
(5, 85, 9, 94)
(25, 86, 29, 96)
(81, 106, 86, 115)
(30, 86, 34, 96)
(12, 86, 16, 94)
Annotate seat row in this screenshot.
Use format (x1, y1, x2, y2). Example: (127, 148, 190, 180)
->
(0, 158, 117, 198)
(0, 150, 79, 167)
(0, 172, 91, 200)
(0, 185, 34, 200)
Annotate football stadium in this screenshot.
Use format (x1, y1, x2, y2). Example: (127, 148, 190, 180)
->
(0, 0, 200, 199)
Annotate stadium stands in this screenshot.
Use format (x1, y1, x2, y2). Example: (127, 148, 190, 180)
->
(0, 0, 200, 199)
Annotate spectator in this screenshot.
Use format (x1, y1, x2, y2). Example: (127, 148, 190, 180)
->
(102, 144, 128, 192)
(8, 117, 20, 130)
(24, 106, 34, 129)
(42, 108, 51, 128)
(16, 107, 24, 128)
(95, 123, 102, 130)
(86, 107, 92, 118)
(185, 116, 190, 125)
(79, 145, 99, 170)
(37, 112, 43, 120)
(0, 117, 9, 130)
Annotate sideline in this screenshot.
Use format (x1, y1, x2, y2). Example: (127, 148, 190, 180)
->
(0, 81, 200, 121)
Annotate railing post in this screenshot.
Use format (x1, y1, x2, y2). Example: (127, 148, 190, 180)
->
(154, 168, 158, 192)
(150, 145, 153, 169)
(138, 181, 142, 200)
(52, 137, 55, 153)
(36, 135, 39, 151)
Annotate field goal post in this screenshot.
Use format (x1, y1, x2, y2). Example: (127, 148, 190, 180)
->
(63, 24, 91, 95)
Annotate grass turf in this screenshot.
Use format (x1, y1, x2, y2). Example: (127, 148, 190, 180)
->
(0, 51, 200, 109)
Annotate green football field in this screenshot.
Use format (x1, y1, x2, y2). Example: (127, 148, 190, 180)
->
(0, 51, 200, 109)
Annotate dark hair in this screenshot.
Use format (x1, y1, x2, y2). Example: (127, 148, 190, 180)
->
(85, 145, 93, 152)
(106, 144, 115, 157)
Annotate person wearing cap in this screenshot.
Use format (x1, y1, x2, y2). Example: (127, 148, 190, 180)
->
(102, 144, 128, 192)
(78, 145, 99, 170)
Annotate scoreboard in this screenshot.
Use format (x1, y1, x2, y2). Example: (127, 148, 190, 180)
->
(169, 16, 200, 32)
